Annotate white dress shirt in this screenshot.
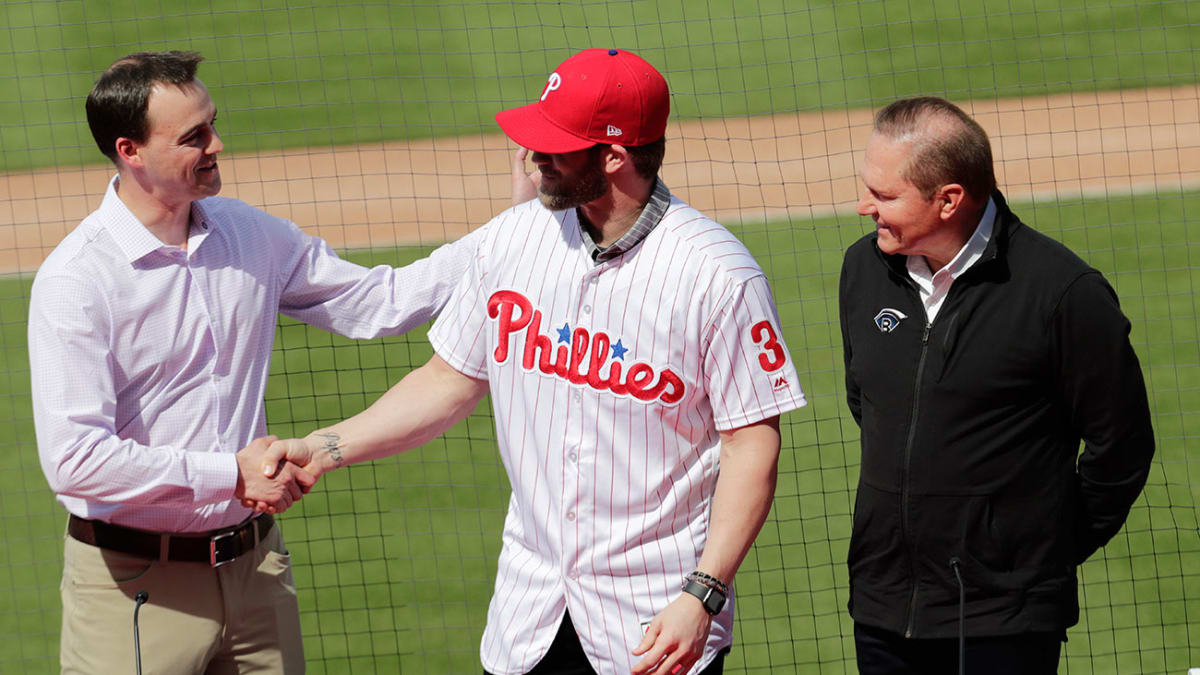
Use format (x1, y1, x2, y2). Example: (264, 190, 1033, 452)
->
(430, 195, 807, 674)
(30, 176, 481, 533)
(906, 196, 996, 322)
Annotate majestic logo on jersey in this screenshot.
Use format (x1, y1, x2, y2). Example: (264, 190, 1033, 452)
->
(488, 290, 685, 406)
(873, 308, 907, 333)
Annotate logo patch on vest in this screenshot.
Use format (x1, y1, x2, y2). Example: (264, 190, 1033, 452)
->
(873, 308, 907, 333)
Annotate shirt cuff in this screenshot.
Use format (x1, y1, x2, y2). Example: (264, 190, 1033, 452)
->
(191, 451, 242, 505)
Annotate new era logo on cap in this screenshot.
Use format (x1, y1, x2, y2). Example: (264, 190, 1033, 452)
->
(495, 48, 669, 154)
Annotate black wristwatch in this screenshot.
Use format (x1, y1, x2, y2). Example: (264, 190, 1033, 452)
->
(681, 578, 727, 616)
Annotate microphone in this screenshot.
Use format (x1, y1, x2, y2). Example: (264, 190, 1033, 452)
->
(133, 590, 149, 675)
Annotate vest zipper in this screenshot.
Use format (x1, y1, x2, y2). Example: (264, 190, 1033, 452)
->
(902, 319, 931, 638)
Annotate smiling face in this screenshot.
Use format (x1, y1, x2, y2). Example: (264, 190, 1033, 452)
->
(530, 145, 609, 210)
(856, 132, 953, 262)
(128, 79, 224, 207)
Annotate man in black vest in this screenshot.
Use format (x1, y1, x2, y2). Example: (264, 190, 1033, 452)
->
(839, 96, 1155, 674)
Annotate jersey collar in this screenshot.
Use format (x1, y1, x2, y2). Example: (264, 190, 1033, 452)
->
(579, 177, 671, 264)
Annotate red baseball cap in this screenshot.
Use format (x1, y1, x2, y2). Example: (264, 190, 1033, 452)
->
(495, 48, 670, 154)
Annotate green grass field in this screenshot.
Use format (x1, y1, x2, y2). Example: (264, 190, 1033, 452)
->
(1, 191, 1196, 673)
(2, 0, 1197, 172)
(2, 0, 1198, 671)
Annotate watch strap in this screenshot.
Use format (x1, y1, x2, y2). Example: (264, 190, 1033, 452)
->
(681, 578, 726, 616)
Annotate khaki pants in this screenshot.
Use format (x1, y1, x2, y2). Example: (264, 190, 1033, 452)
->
(60, 522, 304, 674)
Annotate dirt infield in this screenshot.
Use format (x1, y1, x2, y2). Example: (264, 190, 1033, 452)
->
(1, 85, 1196, 274)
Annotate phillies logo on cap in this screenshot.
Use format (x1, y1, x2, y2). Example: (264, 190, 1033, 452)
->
(540, 72, 562, 101)
(495, 48, 670, 154)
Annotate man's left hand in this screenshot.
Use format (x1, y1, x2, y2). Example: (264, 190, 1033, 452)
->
(630, 593, 712, 674)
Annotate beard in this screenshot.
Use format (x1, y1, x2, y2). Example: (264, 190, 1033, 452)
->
(538, 149, 608, 210)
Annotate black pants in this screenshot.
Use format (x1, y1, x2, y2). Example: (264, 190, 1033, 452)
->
(854, 622, 1063, 675)
(486, 610, 728, 675)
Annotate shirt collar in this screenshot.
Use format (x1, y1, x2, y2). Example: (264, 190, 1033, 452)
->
(906, 195, 996, 283)
(188, 198, 215, 249)
(579, 178, 671, 264)
(99, 175, 215, 264)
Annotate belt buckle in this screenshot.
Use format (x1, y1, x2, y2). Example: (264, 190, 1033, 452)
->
(209, 530, 238, 567)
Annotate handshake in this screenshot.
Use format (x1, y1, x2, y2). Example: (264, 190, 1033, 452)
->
(233, 432, 339, 514)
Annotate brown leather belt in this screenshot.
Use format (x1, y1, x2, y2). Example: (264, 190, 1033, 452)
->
(68, 513, 274, 567)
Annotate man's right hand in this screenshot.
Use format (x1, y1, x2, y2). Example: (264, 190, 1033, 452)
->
(511, 147, 541, 205)
(235, 435, 317, 513)
(261, 431, 343, 481)
(254, 355, 490, 492)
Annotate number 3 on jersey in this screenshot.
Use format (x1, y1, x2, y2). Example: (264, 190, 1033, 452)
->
(750, 320, 786, 372)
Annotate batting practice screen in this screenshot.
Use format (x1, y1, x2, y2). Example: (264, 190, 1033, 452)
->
(1, 1, 1197, 673)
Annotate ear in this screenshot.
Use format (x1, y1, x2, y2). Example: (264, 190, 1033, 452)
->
(603, 144, 631, 175)
(114, 137, 143, 169)
(937, 183, 967, 221)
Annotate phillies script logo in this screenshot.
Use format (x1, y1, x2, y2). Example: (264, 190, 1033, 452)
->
(488, 290, 685, 405)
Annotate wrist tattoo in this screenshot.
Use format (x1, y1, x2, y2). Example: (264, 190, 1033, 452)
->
(315, 432, 344, 466)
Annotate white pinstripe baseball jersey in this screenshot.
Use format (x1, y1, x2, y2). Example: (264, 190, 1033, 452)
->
(429, 193, 806, 674)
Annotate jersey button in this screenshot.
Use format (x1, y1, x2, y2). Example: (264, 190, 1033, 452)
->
(568, 452, 577, 462)
(582, 304, 591, 313)
(566, 511, 576, 521)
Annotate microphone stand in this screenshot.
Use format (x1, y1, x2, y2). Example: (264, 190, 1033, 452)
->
(133, 590, 149, 675)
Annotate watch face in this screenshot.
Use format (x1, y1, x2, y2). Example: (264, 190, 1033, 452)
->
(705, 591, 726, 615)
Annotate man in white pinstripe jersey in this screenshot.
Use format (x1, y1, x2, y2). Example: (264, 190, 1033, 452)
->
(263, 48, 807, 674)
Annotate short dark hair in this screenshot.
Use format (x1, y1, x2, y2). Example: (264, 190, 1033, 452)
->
(873, 96, 996, 200)
(85, 50, 204, 163)
(592, 136, 667, 181)
(626, 135, 666, 180)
